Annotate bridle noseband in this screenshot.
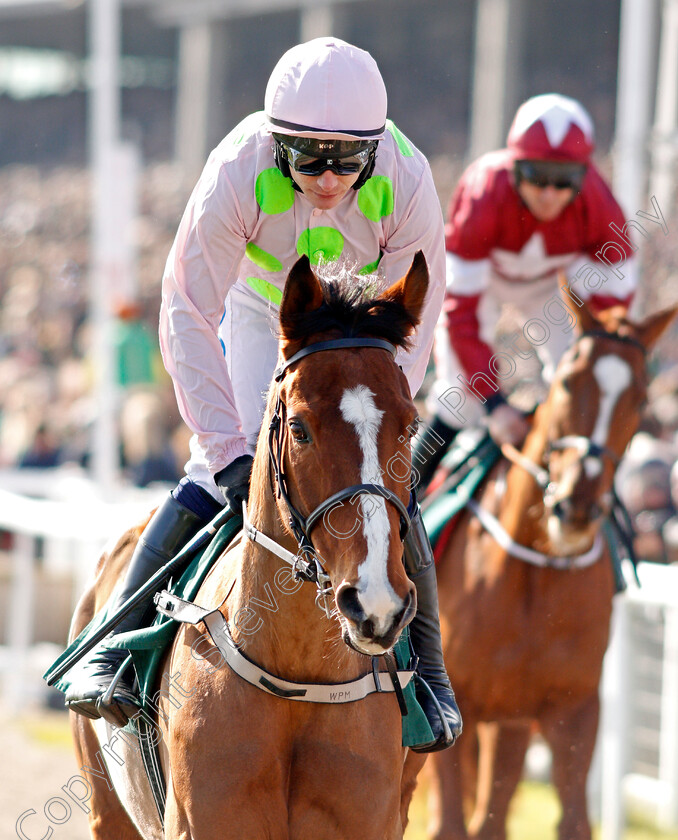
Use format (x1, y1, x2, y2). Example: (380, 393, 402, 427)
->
(248, 337, 412, 613)
(510, 329, 647, 489)
(476, 329, 647, 569)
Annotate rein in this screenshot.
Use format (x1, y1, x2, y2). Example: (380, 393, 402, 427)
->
(245, 336, 411, 614)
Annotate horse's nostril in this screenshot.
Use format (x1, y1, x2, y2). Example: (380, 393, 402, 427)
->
(552, 499, 570, 521)
(393, 589, 416, 630)
(335, 584, 366, 623)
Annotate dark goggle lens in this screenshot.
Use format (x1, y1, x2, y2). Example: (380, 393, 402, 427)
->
(278, 139, 375, 176)
(515, 160, 587, 191)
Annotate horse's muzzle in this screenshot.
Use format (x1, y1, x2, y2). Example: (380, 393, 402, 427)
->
(335, 582, 416, 655)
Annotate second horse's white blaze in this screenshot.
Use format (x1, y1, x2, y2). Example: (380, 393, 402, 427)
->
(340, 385, 400, 633)
(587, 355, 632, 478)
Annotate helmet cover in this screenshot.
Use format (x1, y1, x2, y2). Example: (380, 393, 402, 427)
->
(264, 37, 387, 141)
(507, 93, 595, 163)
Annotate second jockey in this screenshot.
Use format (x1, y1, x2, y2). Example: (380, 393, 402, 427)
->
(414, 93, 638, 493)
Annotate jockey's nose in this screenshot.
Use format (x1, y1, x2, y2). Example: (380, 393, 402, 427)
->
(316, 168, 340, 190)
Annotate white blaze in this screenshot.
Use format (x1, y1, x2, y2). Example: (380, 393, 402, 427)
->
(587, 355, 632, 478)
(339, 385, 399, 628)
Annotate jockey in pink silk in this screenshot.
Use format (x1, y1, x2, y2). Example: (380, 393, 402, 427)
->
(65, 37, 461, 752)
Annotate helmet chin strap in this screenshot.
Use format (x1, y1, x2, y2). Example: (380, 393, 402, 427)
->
(272, 136, 378, 192)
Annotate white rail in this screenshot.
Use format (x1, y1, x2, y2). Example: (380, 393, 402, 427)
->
(599, 561, 678, 838)
(0, 468, 169, 713)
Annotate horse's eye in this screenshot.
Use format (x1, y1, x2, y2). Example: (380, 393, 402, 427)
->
(407, 417, 421, 440)
(288, 418, 311, 443)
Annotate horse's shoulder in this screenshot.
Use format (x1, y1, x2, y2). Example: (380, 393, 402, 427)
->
(194, 537, 244, 615)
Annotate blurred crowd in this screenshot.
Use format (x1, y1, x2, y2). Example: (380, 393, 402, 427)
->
(0, 159, 677, 562)
(0, 162, 195, 488)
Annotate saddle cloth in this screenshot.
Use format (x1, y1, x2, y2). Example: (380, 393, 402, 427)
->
(44, 514, 433, 748)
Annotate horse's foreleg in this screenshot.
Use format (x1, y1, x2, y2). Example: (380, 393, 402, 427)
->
(467, 721, 530, 840)
(400, 748, 427, 831)
(540, 695, 599, 840)
(425, 724, 471, 840)
(70, 714, 144, 840)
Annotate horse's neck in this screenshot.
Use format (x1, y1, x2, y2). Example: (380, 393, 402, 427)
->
(230, 491, 360, 683)
(499, 426, 550, 550)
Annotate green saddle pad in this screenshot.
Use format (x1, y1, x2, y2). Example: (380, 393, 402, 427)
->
(45, 515, 243, 702)
(421, 432, 501, 549)
(44, 515, 432, 748)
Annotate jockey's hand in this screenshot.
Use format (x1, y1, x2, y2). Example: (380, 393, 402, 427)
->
(486, 403, 530, 447)
(214, 454, 254, 514)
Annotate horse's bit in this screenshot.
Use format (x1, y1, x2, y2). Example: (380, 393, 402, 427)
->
(244, 336, 412, 615)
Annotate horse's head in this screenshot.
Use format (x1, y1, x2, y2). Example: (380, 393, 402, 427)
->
(257, 253, 429, 655)
(539, 302, 677, 554)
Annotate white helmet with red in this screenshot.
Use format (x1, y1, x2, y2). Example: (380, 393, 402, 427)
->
(507, 94, 594, 163)
(265, 37, 387, 141)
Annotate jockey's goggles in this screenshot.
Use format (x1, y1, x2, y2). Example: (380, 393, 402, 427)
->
(274, 134, 377, 176)
(514, 159, 587, 192)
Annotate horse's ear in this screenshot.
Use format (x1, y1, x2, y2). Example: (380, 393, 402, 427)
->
(636, 304, 678, 350)
(379, 251, 429, 326)
(280, 256, 324, 329)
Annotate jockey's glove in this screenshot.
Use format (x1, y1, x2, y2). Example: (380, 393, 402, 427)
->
(484, 394, 530, 448)
(214, 454, 254, 515)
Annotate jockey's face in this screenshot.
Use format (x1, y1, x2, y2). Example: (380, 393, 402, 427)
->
(517, 181, 575, 222)
(290, 167, 361, 209)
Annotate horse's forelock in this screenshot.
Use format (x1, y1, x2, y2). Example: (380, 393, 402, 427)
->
(281, 267, 417, 349)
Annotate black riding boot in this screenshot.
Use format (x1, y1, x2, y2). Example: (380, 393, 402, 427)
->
(65, 495, 207, 726)
(412, 415, 458, 499)
(404, 504, 462, 752)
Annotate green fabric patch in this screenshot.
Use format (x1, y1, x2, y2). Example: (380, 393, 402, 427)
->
(421, 436, 501, 548)
(359, 254, 382, 275)
(245, 242, 283, 272)
(255, 168, 295, 215)
(386, 119, 414, 157)
(246, 277, 283, 305)
(395, 626, 435, 747)
(296, 226, 345, 265)
(358, 176, 394, 222)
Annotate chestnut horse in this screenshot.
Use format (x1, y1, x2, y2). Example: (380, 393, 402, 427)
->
(68, 254, 430, 839)
(426, 303, 677, 840)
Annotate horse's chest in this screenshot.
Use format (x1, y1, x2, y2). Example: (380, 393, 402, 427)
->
(451, 569, 611, 716)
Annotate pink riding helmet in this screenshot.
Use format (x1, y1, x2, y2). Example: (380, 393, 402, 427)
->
(264, 37, 387, 141)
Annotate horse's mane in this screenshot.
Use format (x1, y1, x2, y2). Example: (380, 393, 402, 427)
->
(280, 269, 418, 350)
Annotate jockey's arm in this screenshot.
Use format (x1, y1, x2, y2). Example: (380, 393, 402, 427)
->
(159, 154, 250, 478)
(566, 255, 638, 314)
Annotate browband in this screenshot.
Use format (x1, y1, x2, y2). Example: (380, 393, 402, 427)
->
(274, 338, 397, 381)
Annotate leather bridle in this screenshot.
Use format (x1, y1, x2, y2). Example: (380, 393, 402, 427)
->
(262, 337, 411, 593)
